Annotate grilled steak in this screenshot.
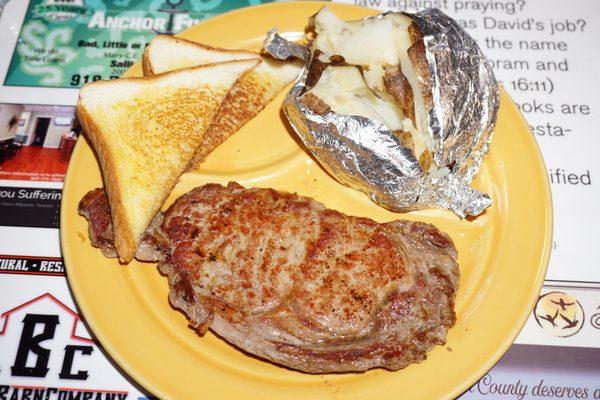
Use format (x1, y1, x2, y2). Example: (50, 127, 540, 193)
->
(79, 188, 117, 258)
(79, 183, 459, 373)
(79, 188, 162, 262)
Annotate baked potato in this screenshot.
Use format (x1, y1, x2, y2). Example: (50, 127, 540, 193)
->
(300, 8, 435, 172)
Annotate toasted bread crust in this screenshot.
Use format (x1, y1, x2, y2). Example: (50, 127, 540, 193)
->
(98, 60, 258, 86)
(188, 68, 269, 168)
(153, 35, 259, 55)
(77, 60, 258, 262)
(142, 46, 154, 76)
(76, 105, 137, 262)
(143, 35, 259, 77)
(143, 36, 300, 169)
(143, 39, 262, 169)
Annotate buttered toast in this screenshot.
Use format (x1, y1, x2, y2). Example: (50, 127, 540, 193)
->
(77, 59, 258, 262)
(142, 35, 259, 76)
(143, 35, 301, 168)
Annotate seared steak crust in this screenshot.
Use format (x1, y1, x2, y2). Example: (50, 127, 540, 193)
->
(79, 183, 459, 373)
(78, 188, 163, 262)
(79, 188, 117, 258)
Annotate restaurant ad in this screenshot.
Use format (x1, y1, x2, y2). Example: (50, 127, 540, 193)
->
(0, 0, 598, 399)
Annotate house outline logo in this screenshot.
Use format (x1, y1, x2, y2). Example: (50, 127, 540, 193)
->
(0, 294, 138, 399)
(0, 292, 93, 344)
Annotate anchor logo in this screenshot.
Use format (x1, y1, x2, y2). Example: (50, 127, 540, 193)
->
(155, 0, 188, 35)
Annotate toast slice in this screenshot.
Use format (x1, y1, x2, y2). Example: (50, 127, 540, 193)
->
(143, 35, 302, 168)
(77, 59, 259, 262)
(142, 35, 259, 76)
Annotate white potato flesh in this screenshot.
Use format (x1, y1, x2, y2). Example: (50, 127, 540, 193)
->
(314, 9, 398, 66)
(312, 7, 347, 56)
(306, 66, 405, 131)
(363, 64, 385, 92)
(311, 7, 434, 168)
(335, 19, 400, 66)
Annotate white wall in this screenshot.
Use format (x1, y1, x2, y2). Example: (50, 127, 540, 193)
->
(45, 116, 72, 148)
(24, 112, 73, 148)
(0, 103, 24, 141)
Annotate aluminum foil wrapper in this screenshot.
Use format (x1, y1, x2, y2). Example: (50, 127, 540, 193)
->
(264, 8, 499, 217)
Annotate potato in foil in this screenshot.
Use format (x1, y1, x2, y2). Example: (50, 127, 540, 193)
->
(304, 9, 434, 171)
(264, 7, 499, 217)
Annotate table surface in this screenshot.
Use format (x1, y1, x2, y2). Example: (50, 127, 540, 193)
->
(0, 1, 598, 399)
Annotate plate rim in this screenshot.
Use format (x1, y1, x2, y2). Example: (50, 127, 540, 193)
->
(60, 2, 553, 399)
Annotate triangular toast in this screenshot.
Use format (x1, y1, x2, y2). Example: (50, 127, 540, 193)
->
(143, 35, 301, 168)
(77, 59, 258, 262)
(142, 35, 259, 76)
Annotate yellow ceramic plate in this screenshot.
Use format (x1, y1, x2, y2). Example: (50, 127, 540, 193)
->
(60, 2, 552, 399)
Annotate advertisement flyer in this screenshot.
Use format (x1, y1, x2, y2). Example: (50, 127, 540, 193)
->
(0, 102, 77, 182)
(4, 0, 275, 89)
(0, 0, 599, 399)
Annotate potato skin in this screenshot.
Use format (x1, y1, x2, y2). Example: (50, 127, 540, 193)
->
(305, 50, 348, 89)
(384, 67, 416, 126)
(300, 92, 331, 115)
(408, 22, 424, 44)
(408, 40, 433, 110)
